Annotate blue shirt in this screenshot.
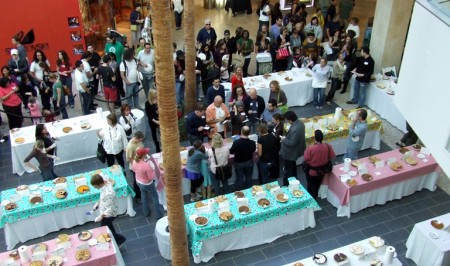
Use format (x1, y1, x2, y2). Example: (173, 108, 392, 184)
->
(185, 112, 206, 138)
(261, 107, 281, 124)
(206, 85, 225, 106)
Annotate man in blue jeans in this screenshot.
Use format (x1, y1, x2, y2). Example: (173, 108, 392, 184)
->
(74, 60, 92, 115)
(229, 126, 256, 190)
(346, 47, 374, 108)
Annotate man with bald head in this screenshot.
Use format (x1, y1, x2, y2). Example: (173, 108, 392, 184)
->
(244, 88, 266, 134)
(229, 126, 256, 190)
(206, 95, 230, 139)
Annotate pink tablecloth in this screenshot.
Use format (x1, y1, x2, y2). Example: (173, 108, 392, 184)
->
(0, 226, 117, 266)
(322, 146, 440, 205)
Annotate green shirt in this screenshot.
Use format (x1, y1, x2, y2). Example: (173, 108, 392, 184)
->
(105, 42, 125, 64)
(52, 81, 62, 99)
(135, 45, 144, 56)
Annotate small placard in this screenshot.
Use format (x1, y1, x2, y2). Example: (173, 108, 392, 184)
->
(375, 171, 381, 176)
(55, 182, 68, 190)
(375, 160, 385, 169)
(95, 242, 110, 251)
(255, 191, 267, 200)
(270, 186, 282, 196)
(9, 194, 22, 203)
(357, 163, 367, 171)
(16, 189, 30, 197)
(236, 197, 249, 207)
(77, 243, 89, 250)
(358, 168, 368, 175)
(52, 247, 66, 256)
(403, 151, 414, 159)
(31, 252, 46, 261)
(386, 158, 397, 165)
(58, 241, 72, 250)
(218, 205, 230, 213)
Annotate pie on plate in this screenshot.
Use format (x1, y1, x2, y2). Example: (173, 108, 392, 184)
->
(412, 144, 422, 150)
(346, 179, 357, 186)
(265, 183, 276, 190)
(5, 202, 17, 211)
(292, 189, 304, 198)
(97, 233, 111, 243)
(77, 185, 90, 194)
(47, 255, 63, 266)
(389, 162, 403, 171)
(276, 193, 289, 203)
(234, 191, 245, 198)
(251, 185, 263, 195)
(351, 160, 362, 167)
(219, 211, 233, 221)
(369, 236, 385, 248)
(285, 77, 293, 81)
(194, 216, 208, 226)
(312, 253, 327, 264)
(362, 173, 373, 181)
(75, 249, 91, 261)
(30, 261, 44, 266)
(30, 195, 43, 204)
(195, 201, 207, 208)
(14, 137, 25, 144)
(16, 185, 29, 191)
(9, 250, 19, 260)
(369, 156, 381, 164)
(405, 157, 418, 166)
(55, 189, 68, 199)
(350, 244, 365, 255)
(78, 231, 92, 241)
(399, 147, 409, 154)
(293, 263, 304, 266)
(370, 259, 383, 266)
(239, 205, 250, 214)
(62, 127, 72, 133)
(31, 243, 48, 252)
(258, 198, 271, 208)
(431, 220, 444, 229)
(56, 234, 70, 243)
(334, 253, 348, 263)
(80, 123, 91, 130)
(53, 177, 67, 184)
(215, 195, 228, 203)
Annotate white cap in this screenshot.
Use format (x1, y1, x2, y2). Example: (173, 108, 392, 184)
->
(10, 49, 18, 55)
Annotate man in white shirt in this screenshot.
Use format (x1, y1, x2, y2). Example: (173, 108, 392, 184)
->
(136, 42, 155, 98)
(120, 49, 140, 109)
(74, 60, 92, 115)
(81, 51, 98, 111)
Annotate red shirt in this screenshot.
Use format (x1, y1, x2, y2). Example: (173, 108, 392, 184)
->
(231, 74, 244, 91)
(58, 61, 71, 76)
(304, 143, 336, 176)
(0, 83, 22, 107)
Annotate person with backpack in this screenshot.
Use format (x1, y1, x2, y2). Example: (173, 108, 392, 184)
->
(120, 49, 140, 109)
(119, 104, 138, 140)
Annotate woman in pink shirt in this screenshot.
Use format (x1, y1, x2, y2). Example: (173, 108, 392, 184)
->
(131, 147, 165, 218)
(0, 77, 23, 129)
(304, 130, 336, 199)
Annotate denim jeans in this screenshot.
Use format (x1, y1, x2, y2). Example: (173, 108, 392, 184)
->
(79, 92, 92, 115)
(60, 75, 74, 106)
(210, 170, 230, 196)
(138, 181, 164, 218)
(326, 78, 341, 102)
(58, 93, 69, 119)
(141, 73, 154, 99)
(243, 58, 251, 77)
(234, 160, 254, 190)
(344, 147, 359, 160)
(313, 86, 326, 107)
(176, 81, 185, 105)
(174, 11, 182, 28)
(351, 79, 368, 106)
(125, 82, 140, 108)
(257, 160, 272, 184)
(247, 120, 259, 134)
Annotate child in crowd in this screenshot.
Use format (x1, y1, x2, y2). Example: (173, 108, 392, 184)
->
(292, 47, 304, 68)
(27, 96, 42, 125)
(303, 54, 317, 69)
(220, 59, 230, 82)
(42, 109, 56, 123)
(18, 74, 37, 110)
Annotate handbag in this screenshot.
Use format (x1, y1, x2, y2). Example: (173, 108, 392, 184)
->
(130, 24, 138, 31)
(212, 148, 232, 181)
(231, 53, 244, 67)
(277, 92, 288, 113)
(255, 52, 272, 63)
(305, 144, 333, 175)
(97, 139, 107, 163)
(276, 47, 290, 60)
(63, 85, 71, 96)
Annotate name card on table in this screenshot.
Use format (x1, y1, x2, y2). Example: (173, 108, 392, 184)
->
(357, 163, 367, 171)
(386, 158, 397, 165)
(52, 247, 66, 256)
(236, 197, 249, 207)
(218, 205, 230, 213)
(289, 179, 300, 186)
(403, 151, 414, 159)
(55, 182, 68, 190)
(218, 201, 230, 210)
(196, 206, 210, 215)
(270, 186, 282, 196)
(358, 168, 369, 175)
(95, 242, 110, 251)
(31, 251, 46, 261)
(57, 241, 72, 250)
(339, 174, 351, 183)
(9, 194, 22, 203)
(289, 184, 299, 192)
(16, 189, 30, 197)
(375, 160, 385, 169)
(420, 147, 430, 155)
(74, 177, 87, 187)
(77, 243, 89, 250)
(255, 191, 267, 200)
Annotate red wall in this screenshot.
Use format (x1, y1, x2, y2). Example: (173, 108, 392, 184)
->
(0, 0, 84, 70)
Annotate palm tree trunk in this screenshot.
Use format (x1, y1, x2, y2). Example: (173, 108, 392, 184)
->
(149, 0, 189, 264)
(184, 0, 196, 113)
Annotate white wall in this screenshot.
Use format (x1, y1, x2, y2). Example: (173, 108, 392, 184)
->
(395, 2, 450, 177)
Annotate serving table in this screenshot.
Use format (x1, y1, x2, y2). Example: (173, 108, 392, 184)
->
(319, 146, 440, 217)
(185, 179, 319, 263)
(0, 226, 125, 266)
(0, 166, 136, 250)
(10, 109, 145, 176)
(406, 213, 450, 266)
(284, 236, 402, 265)
(349, 75, 406, 132)
(223, 69, 314, 107)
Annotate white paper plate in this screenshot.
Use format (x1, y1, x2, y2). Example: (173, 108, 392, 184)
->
(29, 185, 39, 191)
(42, 187, 53, 192)
(417, 154, 426, 159)
(88, 239, 98, 246)
(1, 200, 11, 206)
(348, 171, 357, 177)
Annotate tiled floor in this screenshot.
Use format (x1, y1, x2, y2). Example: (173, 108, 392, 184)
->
(1, 1, 450, 265)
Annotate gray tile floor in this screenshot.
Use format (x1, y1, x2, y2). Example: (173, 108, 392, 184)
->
(1, 102, 449, 266)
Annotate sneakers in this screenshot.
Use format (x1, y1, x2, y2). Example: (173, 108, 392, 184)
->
(346, 101, 355, 104)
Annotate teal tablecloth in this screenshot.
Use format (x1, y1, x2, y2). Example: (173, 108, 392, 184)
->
(0, 166, 135, 228)
(184, 179, 320, 258)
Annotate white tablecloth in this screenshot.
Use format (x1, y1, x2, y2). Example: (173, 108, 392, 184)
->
(3, 196, 134, 250)
(284, 237, 402, 265)
(223, 69, 314, 107)
(195, 207, 316, 263)
(349, 76, 406, 132)
(155, 216, 171, 260)
(406, 213, 450, 266)
(10, 109, 144, 175)
(319, 171, 438, 218)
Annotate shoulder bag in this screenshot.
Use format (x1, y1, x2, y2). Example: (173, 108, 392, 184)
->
(212, 148, 232, 181)
(97, 139, 107, 163)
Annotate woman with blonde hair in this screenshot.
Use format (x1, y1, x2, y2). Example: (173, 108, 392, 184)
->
(131, 147, 165, 218)
(268, 80, 288, 113)
(145, 89, 161, 152)
(207, 133, 231, 196)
